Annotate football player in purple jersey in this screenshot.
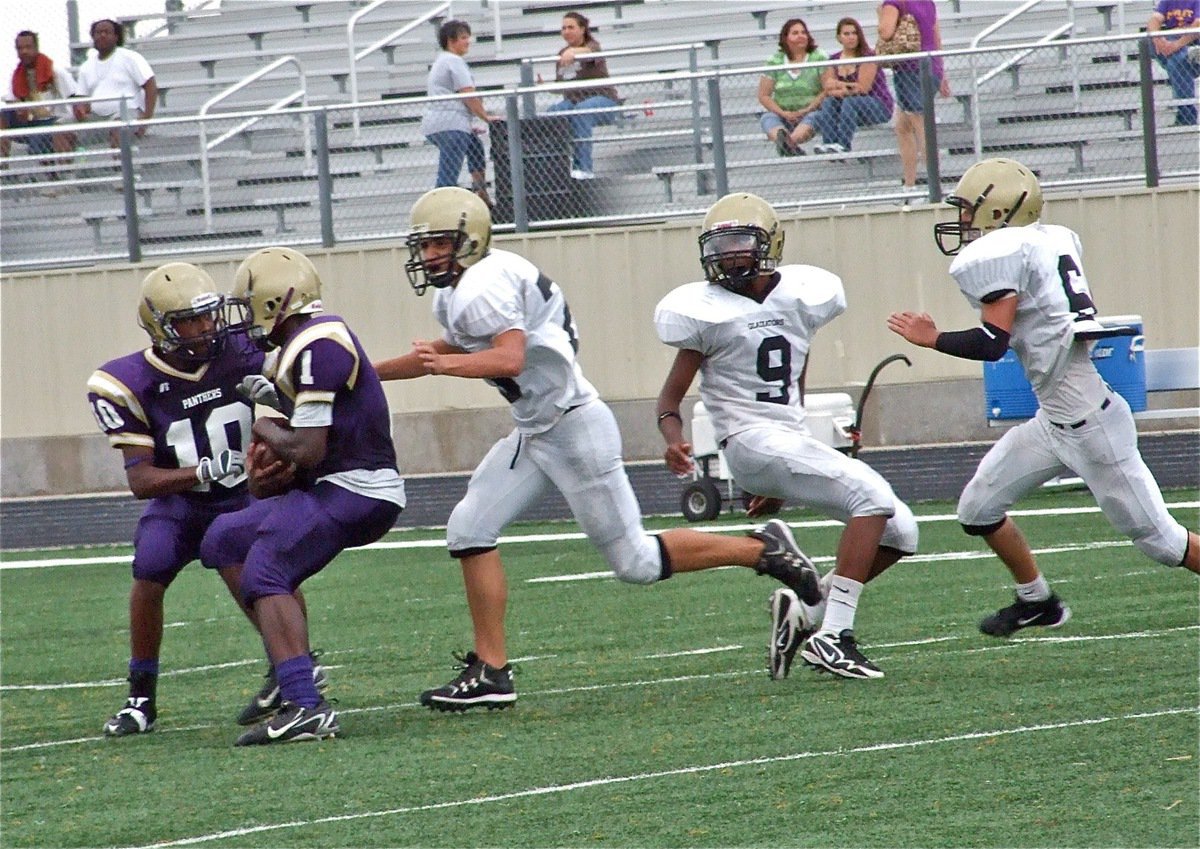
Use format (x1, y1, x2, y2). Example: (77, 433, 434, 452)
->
(202, 247, 405, 746)
(87, 262, 315, 738)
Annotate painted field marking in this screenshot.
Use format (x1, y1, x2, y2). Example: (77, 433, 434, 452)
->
(3, 501, 1195, 570)
(4, 625, 1194, 753)
(119, 706, 1197, 848)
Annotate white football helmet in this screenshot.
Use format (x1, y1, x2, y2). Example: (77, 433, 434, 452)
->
(230, 247, 323, 348)
(934, 157, 1043, 255)
(138, 262, 227, 364)
(405, 186, 492, 294)
(699, 192, 785, 294)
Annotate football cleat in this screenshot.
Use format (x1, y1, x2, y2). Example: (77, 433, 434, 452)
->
(979, 593, 1071, 638)
(767, 588, 815, 680)
(234, 700, 339, 746)
(103, 697, 156, 737)
(748, 519, 822, 605)
(419, 651, 515, 712)
(236, 651, 329, 726)
(800, 629, 884, 679)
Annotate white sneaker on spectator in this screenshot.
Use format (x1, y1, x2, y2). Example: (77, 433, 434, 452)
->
(570, 168, 595, 180)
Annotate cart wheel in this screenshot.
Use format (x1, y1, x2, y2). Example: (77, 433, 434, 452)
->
(681, 479, 722, 522)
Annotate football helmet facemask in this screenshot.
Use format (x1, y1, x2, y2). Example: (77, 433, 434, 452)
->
(405, 186, 492, 295)
(230, 247, 323, 349)
(699, 192, 784, 294)
(934, 157, 1043, 256)
(138, 262, 227, 365)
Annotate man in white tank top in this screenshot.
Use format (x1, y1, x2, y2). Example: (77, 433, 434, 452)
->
(888, 157, 1198, 639)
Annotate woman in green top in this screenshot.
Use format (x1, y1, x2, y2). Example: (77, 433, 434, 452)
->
(758, 18, 827, 156)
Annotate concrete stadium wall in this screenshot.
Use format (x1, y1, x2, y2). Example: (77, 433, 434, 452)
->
(2, 184, 1196, 496)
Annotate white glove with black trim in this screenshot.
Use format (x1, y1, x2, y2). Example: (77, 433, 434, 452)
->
(236, 374, 281, 410)
(196, 449, 247, 484)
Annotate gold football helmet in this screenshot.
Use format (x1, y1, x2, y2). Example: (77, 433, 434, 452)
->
(934, 157, 1043, 255)
(138, 262, 226, 363)
(699, 192, 785, 293)
(231, 247, 323, 347)
(405, 186, 492, 294)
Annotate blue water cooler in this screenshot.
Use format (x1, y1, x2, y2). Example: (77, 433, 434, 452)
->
(984, 315, 1146, 421)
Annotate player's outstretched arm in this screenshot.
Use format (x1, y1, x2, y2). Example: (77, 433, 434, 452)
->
(374, 339, 465, 381)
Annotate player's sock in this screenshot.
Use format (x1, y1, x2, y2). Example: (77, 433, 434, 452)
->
(276, 654, 320, 709)
(1015, 574, 1052, 603)
(819, 574, 863, 634)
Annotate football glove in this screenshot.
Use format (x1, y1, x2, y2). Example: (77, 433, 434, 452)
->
(196, 449, 247, 484)
(236, 374, 281, 410)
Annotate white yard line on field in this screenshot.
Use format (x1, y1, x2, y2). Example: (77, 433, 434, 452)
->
(3, 626, 1194, 753)
(3, 501, 1195, 571)
(118, 706, 1198, 848)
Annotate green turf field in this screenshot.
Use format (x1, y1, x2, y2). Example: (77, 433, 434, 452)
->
(1, 489, 1197, 848)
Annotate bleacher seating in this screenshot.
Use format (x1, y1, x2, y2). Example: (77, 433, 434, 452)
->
(2, 0, 1195, 268)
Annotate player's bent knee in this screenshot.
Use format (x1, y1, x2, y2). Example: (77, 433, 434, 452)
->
(961, 518, 1006, 537)
(239, 560, 291, 604)
(446, 507, 500, 554)
(1131, 525, 1189, 567)
(604, 535, 664, 585)
(882, 504, 919, 555)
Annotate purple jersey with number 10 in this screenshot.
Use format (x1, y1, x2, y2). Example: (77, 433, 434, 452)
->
(86, 332, 264, 505)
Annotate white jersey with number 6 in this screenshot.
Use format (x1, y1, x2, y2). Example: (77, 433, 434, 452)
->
(949, 223, 1107, 423)
(653, 265, 845, 445)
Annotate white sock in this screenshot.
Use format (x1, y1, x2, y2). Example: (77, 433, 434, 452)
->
(1015, 574, 1052, 603)
(820, 574, 863, 635)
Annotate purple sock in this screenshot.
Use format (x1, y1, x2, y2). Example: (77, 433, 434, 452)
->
(275, 654, 319, 709)
(129, 658, 159, 676)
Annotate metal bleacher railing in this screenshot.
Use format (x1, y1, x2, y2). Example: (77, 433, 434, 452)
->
(1, 29, 1196, 271)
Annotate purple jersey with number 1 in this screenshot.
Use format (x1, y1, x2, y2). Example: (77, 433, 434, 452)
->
(271, 313, 399, 479)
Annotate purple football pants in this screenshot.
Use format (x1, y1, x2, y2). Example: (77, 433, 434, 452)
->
(200, 481, 399, 603)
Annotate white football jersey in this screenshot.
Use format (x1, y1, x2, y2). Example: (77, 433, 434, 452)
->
(432, 248, 598, 434)
(949, 223, 1108, 422)
(654, 265, 846, 443)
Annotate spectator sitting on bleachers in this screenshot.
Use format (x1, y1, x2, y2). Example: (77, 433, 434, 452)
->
(71, 19, 157, 149)
(1, 30, 76, 161)
(804, 18, 892, 155)
(544, 12, 620, 181)
(758, 18, 827, 157)
(420, 19, 497, 207)
(1148, 0, 1199, 126)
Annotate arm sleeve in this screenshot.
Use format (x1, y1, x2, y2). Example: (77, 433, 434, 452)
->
(934, 321, 1011, 361)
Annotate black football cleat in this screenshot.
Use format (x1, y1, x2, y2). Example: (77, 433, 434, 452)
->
(979, 593, 1071, 638)
(419, 651, 515, 712)
(748, 519, 822, 605)
(768, 588, 814, 681)
(237, 650, 328, 726)
(234, 699, 339, 746)
(800, 629, 884, 679)
(103, 697, 157, 737)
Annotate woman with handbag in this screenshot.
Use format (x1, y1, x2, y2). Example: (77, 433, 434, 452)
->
(877, 0, 951, 190)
